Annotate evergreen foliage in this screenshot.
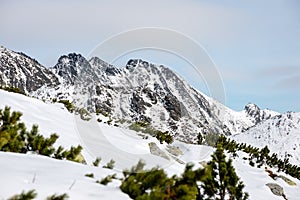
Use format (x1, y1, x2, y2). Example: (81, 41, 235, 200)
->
(217, 135, 300, 180)
(0, 86, 27, 96)
(8, 190, 69, 200)
(103, 159, 115, 169)
(0, 106, 25, 152)
(25, 125, 58, 156)
(201, 144, 249, 200)
(76, 107, 91, 121)
(155, 130, 173, 144)
(8, 190, 37, 200)
(85, 173, 94, 178)
(93, 157, 101, 167)
(203, 132, 220, 147)
(58, 100, 75, 113)
(97, 174, 116, 185)
(129, 122, 173, 144)
(0, 106, 82, 162)
(120, 148, 248, 200)
(64, 145, 83, 162)
(46, 193, 69, 200)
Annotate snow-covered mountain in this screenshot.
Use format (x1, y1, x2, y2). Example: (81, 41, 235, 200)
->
(27, 51, 277, 143)
(0, 46, 59, 92)
(1, 88, 300, 200)
(232, 112, 300, 165)
(1, 45, 298, 161)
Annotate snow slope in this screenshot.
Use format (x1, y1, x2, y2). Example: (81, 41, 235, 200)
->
(0, 89, 92, 161)
(1, 90, 300, 200)
(0, 152, 129, 200)
(232, 112, 300, 165)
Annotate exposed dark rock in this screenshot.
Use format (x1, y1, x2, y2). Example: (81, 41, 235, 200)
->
(95, 100, 112, 116)
(142, 87, 158, 104)
(130, 92, 147, 114)
(51, 53, 97, 84)
(163, 94, 181, 121)
(105, 67, 120, 76)
(138, 115, 152, 123)
(245, 103, 275, 124)
(245, 103, 261, 123)
(95, 85, 102, 95)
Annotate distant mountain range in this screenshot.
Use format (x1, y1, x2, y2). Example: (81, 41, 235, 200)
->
(1, 45, 299, 164)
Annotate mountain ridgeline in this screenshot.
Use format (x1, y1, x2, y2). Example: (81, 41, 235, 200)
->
(0, 46, 59, 92)
(1, 45, 298, 159)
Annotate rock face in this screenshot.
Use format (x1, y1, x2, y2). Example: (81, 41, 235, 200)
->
(51, 53, 99, 84)
(0, 46, 59, 92)
(148, 142, 170, 160)
(266, 183, 284, 196)
(245, 103, 277, 124)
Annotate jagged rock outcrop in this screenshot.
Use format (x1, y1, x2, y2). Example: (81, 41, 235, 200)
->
(245, 103, 277, 124)
(0, 46, 59, 92)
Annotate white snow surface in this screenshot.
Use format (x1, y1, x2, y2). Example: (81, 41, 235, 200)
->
(1, 90, 300, 200)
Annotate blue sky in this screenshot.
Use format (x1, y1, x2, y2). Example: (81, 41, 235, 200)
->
(0, 0, 299, 112)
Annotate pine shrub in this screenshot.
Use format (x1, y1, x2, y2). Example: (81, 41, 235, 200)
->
(0, 106, 83, 163)
(46, 193, 69, 200)
(103, 159, 115, 169)
(85, 173, 94, 178)
(8, 190, 37, 200)
(97, 174, 116, 185)
(201, 144, 249, 200)
(93, 157, 101, 167)
(58, 100, 75, 113)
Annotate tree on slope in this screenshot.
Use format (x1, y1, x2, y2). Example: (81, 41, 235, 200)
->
(0, 106, 25, 152)
(201, 144, 249, 200)
(0, 106, 82, 162)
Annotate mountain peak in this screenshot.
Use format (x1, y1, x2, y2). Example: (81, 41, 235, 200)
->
(0, 45, 59, 92)
(57, 53, 87, 66)
(245, 103, 260, 115)
(126, 59, 150, 69)
(244, 103, 279, 124)
(0, 45, 6, 52)
(52, 53, 93, 84)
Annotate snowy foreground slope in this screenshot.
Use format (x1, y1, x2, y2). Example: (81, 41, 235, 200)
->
(1, 90, 300, 200)
(0, 152, 129, 200)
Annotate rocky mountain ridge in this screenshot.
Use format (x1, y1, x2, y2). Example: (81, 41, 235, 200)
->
(0, 46, 283, 144)
(0, 46, 59, 92)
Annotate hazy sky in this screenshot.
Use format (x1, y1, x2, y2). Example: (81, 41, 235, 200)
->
(1, 0, 299, 112)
